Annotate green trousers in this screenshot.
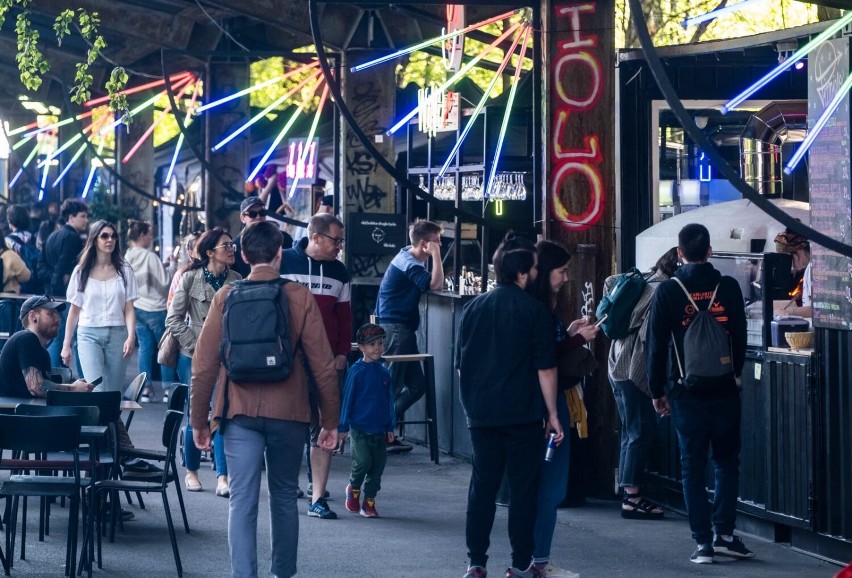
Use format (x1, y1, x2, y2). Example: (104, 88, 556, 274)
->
(349, 429, 387, 499)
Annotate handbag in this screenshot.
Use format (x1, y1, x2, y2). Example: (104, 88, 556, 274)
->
(157, 329, 179, 368)
(557, 344, 598, 384)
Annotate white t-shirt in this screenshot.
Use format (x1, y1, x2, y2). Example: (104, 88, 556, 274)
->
(802, 262, 813, 307)
(67, 263, 138, 327)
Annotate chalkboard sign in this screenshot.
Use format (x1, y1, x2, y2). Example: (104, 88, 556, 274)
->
(808, 37, 852, 330)
(347, 213, 407, 255)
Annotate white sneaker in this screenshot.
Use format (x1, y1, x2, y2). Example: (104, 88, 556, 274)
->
(537, 561, 579, 578)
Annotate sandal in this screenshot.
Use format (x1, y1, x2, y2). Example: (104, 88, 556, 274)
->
(621, 493, 664, 519)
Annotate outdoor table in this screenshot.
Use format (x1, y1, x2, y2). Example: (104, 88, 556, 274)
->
(0, 397, 141, 411)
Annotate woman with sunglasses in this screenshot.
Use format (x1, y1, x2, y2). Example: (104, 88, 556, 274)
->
(166, 227, 241, 496)
(61, 220, 138, 394)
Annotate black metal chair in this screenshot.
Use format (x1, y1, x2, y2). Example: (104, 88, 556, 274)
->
(79, 410, 185, 578)
(121, 373, 147, 431)
(0, 414, 83, 577)
(167, 384, 188, 413)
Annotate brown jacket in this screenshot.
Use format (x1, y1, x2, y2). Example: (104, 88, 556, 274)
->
(189, 264, 339, 432)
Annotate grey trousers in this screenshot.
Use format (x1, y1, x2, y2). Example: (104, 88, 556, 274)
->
(223, 415, 305, 578)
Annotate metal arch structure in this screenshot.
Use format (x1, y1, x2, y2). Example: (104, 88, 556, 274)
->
(306, 0, 538, 235)
(627, 0, 852, 259)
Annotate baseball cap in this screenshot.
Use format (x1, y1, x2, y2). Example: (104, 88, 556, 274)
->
(19, 295, 65, 320)
(240, 196, 264, 214)
(356, 323, 385, 345)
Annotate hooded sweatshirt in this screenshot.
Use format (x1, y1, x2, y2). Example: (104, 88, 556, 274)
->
(646, 261, 747, 400)
(280, 236, 352, 357)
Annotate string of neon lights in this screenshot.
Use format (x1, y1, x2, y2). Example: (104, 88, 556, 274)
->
(6, 120, 38, 137)
(52, 114, 113, 188)
(387, 20, 524, 136)
(350, 9, 521, 72)
(722, 11, 852, 113)
(211, 69, 323, 152)
(246, 77, 325, 183)
(485, 26, 530, 199)
(38, 120, 99, 168)
(196, 61, 320, 113)
(682, 0, 764, 28)
(14, 110, 95, 139)
(165, 82, 202, 185)
(287, 81, 331, 198)
(122, 79, 196, 163)
(784, 70, 852, 174)
(99, 75, 194, 134)
(437, 26, 526, 178)
(8, 142, 40, 188)
(84, 72, 191, 107)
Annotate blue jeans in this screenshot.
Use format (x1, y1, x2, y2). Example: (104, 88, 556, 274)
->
(467, 421, 543, 570)
(135, 308, 176, 386)
(610, 378, 657, 488)
(533, 394, 571, 561)
(48, 306, 83, 377)
(222, 415, 305, 578)
(670, 391, 742, 545)
(178, 354, 226, 476)
(380, 323, 426, 417)
(76, 325, 128, 393)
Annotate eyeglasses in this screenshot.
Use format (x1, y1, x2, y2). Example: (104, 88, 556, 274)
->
(214, 242, 236, 251)
(318, 232, 345, 246)
(98, 232, 118, 240)
(243, 209, 267, 219)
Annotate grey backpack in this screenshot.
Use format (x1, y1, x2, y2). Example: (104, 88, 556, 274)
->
(672, 278, 734, 391)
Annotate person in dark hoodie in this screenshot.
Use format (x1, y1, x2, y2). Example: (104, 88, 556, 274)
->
(280, 213, 352, 521)
(647, 223, 752, 565)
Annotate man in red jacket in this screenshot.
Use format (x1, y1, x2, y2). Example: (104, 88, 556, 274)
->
(281, 213, 352, 519)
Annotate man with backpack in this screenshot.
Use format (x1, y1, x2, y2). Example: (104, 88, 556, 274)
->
(191, 220, 339, 578)
(6, 204, 43, 294)
(647, 223, 751, 565)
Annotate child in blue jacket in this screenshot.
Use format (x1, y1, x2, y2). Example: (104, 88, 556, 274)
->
(340, 323, 396, 518)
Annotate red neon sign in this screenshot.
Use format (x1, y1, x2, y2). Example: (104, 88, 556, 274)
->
(550, 3, 605, 231)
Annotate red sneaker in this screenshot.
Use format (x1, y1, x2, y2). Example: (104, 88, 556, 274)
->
(345, 484, 361, 513)
(360, 497, 379, 518)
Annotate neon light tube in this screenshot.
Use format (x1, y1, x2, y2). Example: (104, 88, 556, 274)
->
(6, 120, 39, 137)
(438, 28, 524, 178)
(211, 69, 323, 151)
(52, 142, 88, 187)
(38, 161, 50, 201)
(351, 9, 521, 72)
(84, 72, 191, 107)
(21, 110, 97, 139)
(122, 80, 195, 163)
(8, 168, 24, 189)
(165, 82, 202, 185)
(12, 136, 32, 151)
(245, 82, 321, 183)
(682, 0, 764, 28)
(387, 21, 524, 136)
(99, 75, 193, 134)
(196, 61, 319, 113)
(82, 139, 105, 199)
(784, 70, 852, 174)
(485, 27, 530, 199)
(10, 142, 42, 187)
(287, 82, 330, 198)
(723, 11, 852, 113)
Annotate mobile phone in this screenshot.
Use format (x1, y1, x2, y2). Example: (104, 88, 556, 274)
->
(593, 314, 608, 328)
(90, 376, 103, 386)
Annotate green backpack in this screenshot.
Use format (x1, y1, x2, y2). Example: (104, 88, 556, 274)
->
(595, 268, 648, 340)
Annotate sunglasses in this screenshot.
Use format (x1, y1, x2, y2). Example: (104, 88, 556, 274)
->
(214, 242, 236, 251)
(98, 232, 119, 240)
(243, 209, 267, 219)
(318, 232, 345, 247)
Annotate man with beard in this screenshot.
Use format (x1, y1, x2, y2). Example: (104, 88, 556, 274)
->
(0, 295, 92, 397)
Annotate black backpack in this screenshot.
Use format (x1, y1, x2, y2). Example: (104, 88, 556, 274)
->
(220, 278, 294, 383)
(8, 234, 44, 294)
(672, 278, 735, 391)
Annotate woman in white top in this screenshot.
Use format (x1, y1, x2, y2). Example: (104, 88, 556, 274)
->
(62, 220, 138, 393)
(125, 219, 174, 401)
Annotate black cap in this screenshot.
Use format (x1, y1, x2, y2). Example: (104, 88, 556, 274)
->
(356, 323, 385, 345)
(240, 196, 264, 214)
(19, 295, 65, 320)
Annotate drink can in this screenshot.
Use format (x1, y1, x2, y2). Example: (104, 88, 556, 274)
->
(544, 432, 557, 462)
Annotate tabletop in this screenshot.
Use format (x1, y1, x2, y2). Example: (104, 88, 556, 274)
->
(0, 396, 142, 411)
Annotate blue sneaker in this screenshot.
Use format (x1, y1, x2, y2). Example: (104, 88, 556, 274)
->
(307, 497, 337, 519)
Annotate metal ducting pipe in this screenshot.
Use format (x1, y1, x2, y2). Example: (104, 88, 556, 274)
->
(740, 101, 807, 197)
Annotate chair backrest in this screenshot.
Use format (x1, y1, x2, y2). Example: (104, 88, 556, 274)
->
(47, 390, 121, 425)
(0, 414, 81, 454)
(162, 410, 184, 456)
(124, 372, 148, 402)
(15, 404, 100, 426)
(168, 384, 188, 412)
(48, 366, 73, 384)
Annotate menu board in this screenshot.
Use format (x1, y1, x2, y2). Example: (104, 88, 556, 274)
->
(808, 37, 852, 330)
(346, 213, 407, 255)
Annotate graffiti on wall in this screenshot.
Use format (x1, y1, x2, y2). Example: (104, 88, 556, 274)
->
(550, 3, 605, 231)
(345, 80, 390, 213)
